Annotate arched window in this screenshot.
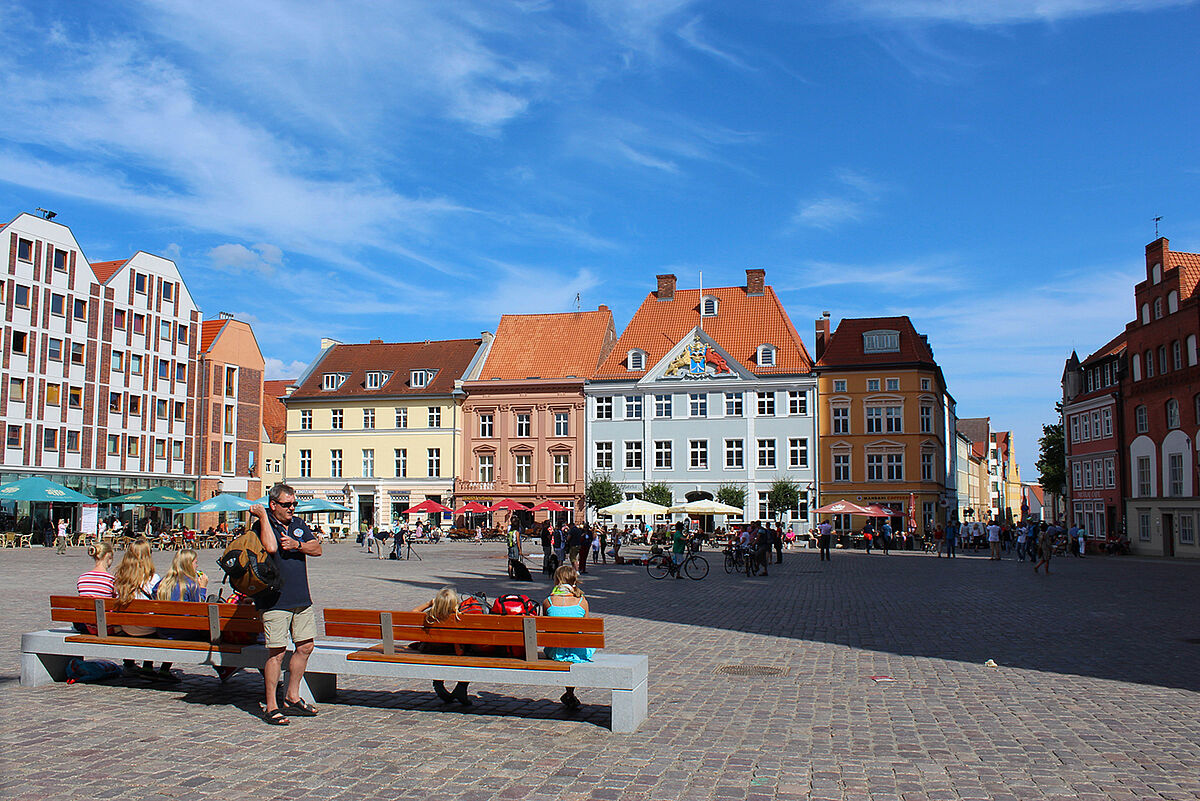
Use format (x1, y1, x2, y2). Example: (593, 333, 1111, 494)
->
(627, 350, 645, 371)
(1152, 263, 1162, 283)
(1135, 405, 1148, 433)
(1154, 298, 1163, 319)
(1172, 340, 1182, 370)
(1168, 290, 1179, 313)
(1132, 352, 1142, 381)
(1158, 345, 1167, 374)
(1188, 334, 1198, 367)
(1145, 350, 1154, 378)
(757, 344, 776, 367)
(1166, 399, 1180, 429)
(701, 296, 718, 317)
(1141, 303, 1150, 324)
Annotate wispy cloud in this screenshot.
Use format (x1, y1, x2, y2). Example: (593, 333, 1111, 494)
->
(787, 254, 963, 291)
(676, 16, 753, 70)
(844, 0, 1197, 25)
(789, 169, 889, 231)
(209, 243, 284, 276)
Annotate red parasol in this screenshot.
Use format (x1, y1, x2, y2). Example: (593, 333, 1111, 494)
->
(487, 499, 529, 512)
(454, 501, 490, 514)
(406, 499, 452, 515)
(864, 503, 898, 518)
(814, 500, 873, 516)
(529, 500, 568, 512)
(907, 493, 918, 534)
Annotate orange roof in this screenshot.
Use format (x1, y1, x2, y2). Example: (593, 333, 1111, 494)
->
(1170, 249, 1200, 298)
(479, 309, 615, 381)
(1028, 485, 1045, 505)
(594, 286, 810, 379)
(261, 379, 292, 443)
(200, 320, 228, 354)
(289, 338, 483, 399)
(90, 258, 128, 284)
(971, 442, 987, 460)
(1081, 331, 1126, 366)
(816, 316, 935, 368)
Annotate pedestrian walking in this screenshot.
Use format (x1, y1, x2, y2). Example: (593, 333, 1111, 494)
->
(945, 520, 957, 558)
(773, 525, 783, 564)
(55, 518, 69, 554)
(817, 519, 832, 561)
(987, 522, 1001, 560)
(1033, 522, 1053, 574)
(578, 523, 592, 574)
(598, 527, 608, 564)
(1015, 524, 1028, 561)
(880, 521, 891, 555)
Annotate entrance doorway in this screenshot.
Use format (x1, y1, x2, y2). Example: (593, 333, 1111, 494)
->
(1163, 513, 1175, 557)
(359, 496, 375, 531)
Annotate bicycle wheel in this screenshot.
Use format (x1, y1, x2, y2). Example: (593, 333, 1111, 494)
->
(685, 554, 709, 580)
(723, 552, 735, 574)
(646, 554, 672, 580)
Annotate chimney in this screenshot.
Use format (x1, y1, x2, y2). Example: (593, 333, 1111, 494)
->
(319, 337, 341, 351)
(369, 339, 384, 345)
(598, 304, 609, 313)
(746, 268, 765, 297)
(656, 274, 676, 301)
(815, 311, 831, 360)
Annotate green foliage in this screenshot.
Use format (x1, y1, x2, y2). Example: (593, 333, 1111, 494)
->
(639, 483, 673, 508)
(1036, 403, 1066, 494)
(716, 483, 747, 511)
(584, 473, 624, 511)
(766, 478, 802, 524)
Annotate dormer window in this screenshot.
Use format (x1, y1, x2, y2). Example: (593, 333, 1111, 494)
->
(365, 371, 390, 390)
(627, 350, 646, 371)
(702, 296, 718, 317)
(322, 373, 346, 391)
(757, 344, 776, 367)
(410, 370, 429, 388)
(863, 330, 900, 353)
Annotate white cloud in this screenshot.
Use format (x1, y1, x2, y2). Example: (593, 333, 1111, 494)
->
(676, 16, 752, 70)
(209, 243, 284, 275)
(264, 357, 308, 381)
(845, 0, 1196, 25)
(460, 261, 602, 322)
(790, 169, 888, 231)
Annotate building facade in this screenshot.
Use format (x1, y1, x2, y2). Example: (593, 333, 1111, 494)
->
(260, 378, 290, 487)
(284, 337, 487, 533)
(1062, 334, 1125, 537)
(815, 315, 957, 534)
(1122, 237, 1199, 557)
(458, 310, 616, 523)
(586, 271, 817, 529)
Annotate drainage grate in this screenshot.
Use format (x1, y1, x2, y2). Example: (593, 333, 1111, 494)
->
(715, 664, 790, 677)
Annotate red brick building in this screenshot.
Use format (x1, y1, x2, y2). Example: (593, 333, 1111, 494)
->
(1061, 333, 1125, 537)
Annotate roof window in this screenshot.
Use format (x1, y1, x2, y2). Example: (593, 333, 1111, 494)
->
(365, 371, 391, 390)
(322, 373, 346, 391)
(411, 369, 433, 388)
(757, 344, 776, 367)
(628, 350, 646, 371)
(702, 296, 718, 317)
(863, 330, 900, 353)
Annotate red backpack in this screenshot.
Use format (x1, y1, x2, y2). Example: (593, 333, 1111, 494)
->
(490, 594, 538, 658)
(459, 595, 487, 616)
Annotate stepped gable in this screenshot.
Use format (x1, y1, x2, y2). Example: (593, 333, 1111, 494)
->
(289, 338, 483, 398)
(478, 308, 616, 381)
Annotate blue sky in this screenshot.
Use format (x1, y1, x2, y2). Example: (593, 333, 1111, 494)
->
(2, 0, 1198, 476)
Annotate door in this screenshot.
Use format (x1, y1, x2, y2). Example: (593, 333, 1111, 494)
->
(1162, 513, 1175, 557)
(359, 497, 375, 531)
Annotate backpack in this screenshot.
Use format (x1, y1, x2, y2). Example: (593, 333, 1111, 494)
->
(490, 594, 538, 658)
(458, 595, 487, 616)
(65, 658, 122, 684)
(216, 521, 283, 599)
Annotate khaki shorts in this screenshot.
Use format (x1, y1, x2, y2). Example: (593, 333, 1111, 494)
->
(262, 606, 317, 649)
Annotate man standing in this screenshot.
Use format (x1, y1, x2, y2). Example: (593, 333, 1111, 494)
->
(578, 523, 592, 574)
(945, 519, 957, 559)
(880, 521, 892, 555)
(251, 483, 322, 726)
(754, 521, 771, 577)
(986, 520, 1002, 560)
(817, 519, 833, 562)
(506, 525, 523, 578)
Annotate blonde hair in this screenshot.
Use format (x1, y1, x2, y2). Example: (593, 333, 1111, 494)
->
(114, 539, 156, 606)
(425, 587, 461, 624)
(157, 549, 199, 601)
(87, 541, 114, 564)
(552, 564, 584, 598)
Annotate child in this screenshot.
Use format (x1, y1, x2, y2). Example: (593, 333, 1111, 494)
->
(542, 564, 595, 711)
(113, 538, 176, 682)
(76, 542, 116, 634)
(411, 587, 473, 706)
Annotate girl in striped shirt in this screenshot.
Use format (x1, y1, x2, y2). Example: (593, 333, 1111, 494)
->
(75, 542, 116, 634)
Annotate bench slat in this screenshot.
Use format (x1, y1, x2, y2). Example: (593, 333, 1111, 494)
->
(64, 634, 248, 653)
(322, 621, 603, 649)
(51, 609, 264, 633)
(323, 608, 603, 633)
(51, 596, 261, 621)
(346, 647, 572, 671)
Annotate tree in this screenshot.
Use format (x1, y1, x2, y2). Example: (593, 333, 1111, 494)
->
(584, 473, 623, 512)
(640, 483, 673, 508)
(766, 478, 801, 526)
(1036, 402, 1066, 494)
(716, 483, 747, 513)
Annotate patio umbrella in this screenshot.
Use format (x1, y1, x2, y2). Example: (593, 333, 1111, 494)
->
(0, 477, 97, 541)
(488, 499, 529, 512)
(599, 498, 668, 516)
(454, 501, 491, 514)
(668, 499, 743, 515)
(864, 503, 897, 518)
(814, 500, 874, 516)
(104, 486, 198, 508)
(907, 493, 918, 534)
(296, 498, 352, 513)
(406, 499, 452, 515)
(529, 500, 569, 512)
(173, 494, 256, 515)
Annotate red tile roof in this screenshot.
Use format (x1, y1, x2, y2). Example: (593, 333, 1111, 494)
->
(200, 320, 228, 355)
(957, 417, 990, 447)
(1028, 485, 1045, 505)
(288, 338, 483, 400)
(1081, 331, 1126, 366)
(816, 316, 935, 368)
(971, 442, 987, 460)
(261, 379, 292, 443)
(479, 309, 615, 381)
(90, 258, 128, 284)
(594, 286, 810, 379)
(1170, 249, 1200, 298)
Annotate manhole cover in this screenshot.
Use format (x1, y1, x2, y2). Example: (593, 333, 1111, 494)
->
(714, 664, 789, 677)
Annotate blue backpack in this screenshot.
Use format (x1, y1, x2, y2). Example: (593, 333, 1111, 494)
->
(66, 658, 123, 683)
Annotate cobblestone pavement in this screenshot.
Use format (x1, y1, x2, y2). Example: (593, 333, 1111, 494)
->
(2, 540, 1198, 801)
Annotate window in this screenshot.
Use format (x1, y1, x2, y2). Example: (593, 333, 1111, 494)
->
(689, 393, 708, 417)
(1137, 456, 1151, 497)
(725, 393, 742, 416)
(1166, 399, 1180, 429)
(68, 386, 82, 409)
(1145, 350, 1154, 378)
(322, 373, 342, 391)
(1083, 461, 1093, 489)
(154, 439, 166, 459)
(595, 442, 613, 470)
(702, 296, 718, 316)
(7, 425, 22, 448)
(514, 453, 531, 483)
(394, 448, 407, 477)
(867, 453, 883, 481)
(885, 405, 903, 433)
(552, 454, 570, 484)
(427, 407, 441, 428)
(177, 324, 187, 344)
(12, 331, 28, 354)
(48, 338, 63, 361)
(43, 429, 58, 451)
(330, 449, 343, 478)
(1080, 413, 1091, 440)
(595, 397, 613, 419)
(127, 395, 141, 415)
(49, 294, 65, 317)
(866, 406, 882, 434)
(1189, 335, 1199, 367)
(1173, 341, 1182, 370)
(162, 282, 173, 301)
(1135, 405, 1148, 433)
(867, 378, 880, 392)
(129, 353, 141, 374)
(479, 413, 493, 437)
(758, 345, 775, 366)
(921, 451, 934, 481)
(73, 299, 87, 321)
(725, 439, 744, 469)
(689, 439, 708, 469)
(1105, 458, 1115, 488)
(158, 360, 169, 379)
(107, 434, 120, 455)
(921, 377, 931, 391)
(1159, 345, 1168, 374)
(174, 401, 184, 420)
(1154, 297, 1163, 319)
(67, 431, 80, 452)
(300, 409, 312, 430)
(1132, 353, 1142, 381)
(478, 454, 494, 482)
(113, 309, 126, 329)
(395, 407, 408, 428)
(833, 379, 847, 393)
(223, 405, 235, 434)
(886, 378, 899, 391)
(1168, 453, 1184, 496)
(156, 399, 168, 419)
(135, 273, 147, 293)
(654, 440, 673, 469)
(363, 408, 375, 429)
(1072, 462, 1082, 490)
(863, 330, 900, 353)
(128, 437, 141, 458)
(655, 395, 672, 418)
(17, 238, 32, 262)
(1180, 514, 1196, 545)
(758, 492, 770, 521)
(624, 441, 642, 470)
(788, 391, 807, 415)
(554, 411, 569, 436)
(160, 320, 172, 340)
(833, 453, 850, 481)
(920, 404, 933, 433)
(624, 396, 642, 420)
(887, 453, 903, 480)
(1139, 512, 1151, 541)
(757, 439, 776, 468)
(515, 413, 530, 437)
(331, 409, 343, 429)
(175, 363, 186, 383)
(788, 438, 808, 469)
(362, 449, 375, 478)
(171, 440, 183, 460)
(8, 377, 24, 401)
(410, 370, 428, 388)
(365, 371, 385, 390)
(1087, 370, 1094, 392)
(627, 350, 645, 371)
(132, 314, 145, 335)
(1102, 408, 1113, 437)
(108, 392, 122, 413)
(757, 392, 775, 416)
(832, 405, 850, 434)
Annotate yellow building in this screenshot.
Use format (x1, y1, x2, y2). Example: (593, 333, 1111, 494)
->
(282, 337, 487, 533)
(814, 315, 957, 536)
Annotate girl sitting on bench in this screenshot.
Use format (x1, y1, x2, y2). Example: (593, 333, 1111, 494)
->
(411, 587, 473, 706)
(113, 538, 177, 682)
(542, 564, 595, 711)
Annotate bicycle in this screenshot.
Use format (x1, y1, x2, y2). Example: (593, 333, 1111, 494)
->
(723, 545, 746, 574)
(647, 550, 709, 580)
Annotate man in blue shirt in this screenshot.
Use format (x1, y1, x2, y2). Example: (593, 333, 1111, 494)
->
(251, 483, 323, 726)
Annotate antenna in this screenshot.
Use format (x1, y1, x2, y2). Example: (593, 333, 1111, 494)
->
(574, 292, 581, 311)
(1153, 216, 1163, 237)
(35, 207, 56, 221)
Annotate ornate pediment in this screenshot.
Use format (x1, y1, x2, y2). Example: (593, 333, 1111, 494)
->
(644, 328, 748, 383)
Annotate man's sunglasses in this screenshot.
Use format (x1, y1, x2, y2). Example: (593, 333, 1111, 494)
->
(272, 500, 297, 509)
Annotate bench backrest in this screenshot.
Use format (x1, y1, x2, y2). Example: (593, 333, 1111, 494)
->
(323, 608, 604, 663)
(50, 595, 263, 643)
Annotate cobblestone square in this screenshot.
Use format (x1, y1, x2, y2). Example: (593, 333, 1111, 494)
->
(1, 542, 1197, 800)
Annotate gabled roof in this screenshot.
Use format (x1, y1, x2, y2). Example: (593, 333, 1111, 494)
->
(261, 379, 292, 443)
(957, 417, 990, 446)
(90, 258, 129, 284)
(816, 316, 935, 368)
(1171, 249, 1200, 299)
(478, 309, 615, 381)
(1027, 485, 1045, 505)
(288, 338, 483, 400)
(970, 442, 987, 460)
(1081, 332, 1126, 366)
(594, 285, 810, 380)
(200, 320, 228, 354)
